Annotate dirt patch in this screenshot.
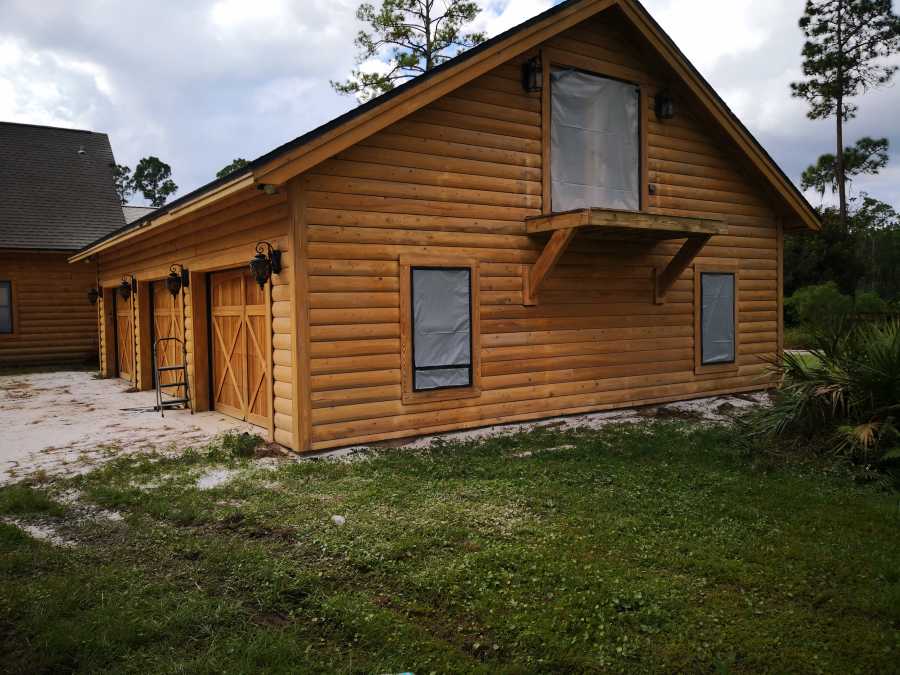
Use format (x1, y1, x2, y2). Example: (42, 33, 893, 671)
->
(638, 406, 705, 421)
(2, 518, 76, 547)
(0, 370, 260, 485)
(196, 469, 239, 490)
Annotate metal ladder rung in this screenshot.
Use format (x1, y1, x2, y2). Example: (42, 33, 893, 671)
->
(153, 334, 191, 418)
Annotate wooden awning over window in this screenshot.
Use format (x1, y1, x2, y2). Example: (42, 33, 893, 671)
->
(522, 208, 728, 305)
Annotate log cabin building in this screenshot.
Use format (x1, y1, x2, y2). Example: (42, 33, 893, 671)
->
(71, 0, 820, 453)
(1, 122, 127, 367)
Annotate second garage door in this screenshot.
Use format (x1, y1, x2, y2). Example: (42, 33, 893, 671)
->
(209, 269, 270, 427)
(151, 281, 185, 398)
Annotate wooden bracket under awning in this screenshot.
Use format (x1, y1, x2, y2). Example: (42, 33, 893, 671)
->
(521, 208, 727, 306)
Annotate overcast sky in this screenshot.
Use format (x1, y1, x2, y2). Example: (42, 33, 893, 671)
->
(1, 0, 898, 210)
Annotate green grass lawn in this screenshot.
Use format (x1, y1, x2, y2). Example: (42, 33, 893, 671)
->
(1, 422, 898, 673)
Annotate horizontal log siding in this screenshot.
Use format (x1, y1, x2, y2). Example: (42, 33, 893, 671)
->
(0, 251, 99, 366)
(300, 12, 780, 450)
(94, 189, 293, 446)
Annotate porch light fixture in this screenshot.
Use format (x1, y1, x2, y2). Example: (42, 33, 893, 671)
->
(655, 90, 675, 120)
(257, 183, 278, 195)
(166, 264, 189, 297)
(118, 276, 135, 301)
(521, 56, 542, 93)
(249, 241, 282, 289)
(87, 287, 100, 305)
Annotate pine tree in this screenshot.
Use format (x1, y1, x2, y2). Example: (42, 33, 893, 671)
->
(132, 156, 178, 207)
(790, 0, 900, 231)
(800, 136, 890, 199)
(332, 0, 485, 103)
(216, 158, 250, 179)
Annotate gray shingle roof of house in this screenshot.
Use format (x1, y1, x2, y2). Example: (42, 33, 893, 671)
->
(122, 205, 156, 224)
(0, 121, 126, 251)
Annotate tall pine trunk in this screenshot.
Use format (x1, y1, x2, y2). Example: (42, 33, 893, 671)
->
(836, 97, 848, 231)
(835, 0, 849, 232)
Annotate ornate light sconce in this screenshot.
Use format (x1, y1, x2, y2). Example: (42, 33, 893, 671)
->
(249, 241, 282, 289)
(166, 264, 189, 297)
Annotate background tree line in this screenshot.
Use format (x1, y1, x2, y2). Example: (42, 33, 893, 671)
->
(786, 0, 900, 312)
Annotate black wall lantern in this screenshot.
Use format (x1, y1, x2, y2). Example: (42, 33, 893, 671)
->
(522, 56, 542, 93)
(655, 90, 675, 120)
(118, 276, 135, 301)
(166, 264, 189, 297)
(249, 241, 282, 289)
(87, 287, 100, 305)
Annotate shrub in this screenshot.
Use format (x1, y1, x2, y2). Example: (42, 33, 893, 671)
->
(785, 283, 892, 352)
(747, 320, 900, 480)
(785, 282, 853, 350)
(855, 290, 889, 315)
(783, 326, 812, 350)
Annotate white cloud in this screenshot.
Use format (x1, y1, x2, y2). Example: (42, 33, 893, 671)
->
(471, 0, 555, 37)
(648, 0, 780, 72)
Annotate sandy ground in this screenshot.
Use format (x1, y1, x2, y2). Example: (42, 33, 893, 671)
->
(1, 369, 771, 486)
(0, 370, 258, 484)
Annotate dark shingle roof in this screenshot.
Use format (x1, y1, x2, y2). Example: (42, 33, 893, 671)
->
(0, 121, 126, 250)
(122, 205, 156, 224)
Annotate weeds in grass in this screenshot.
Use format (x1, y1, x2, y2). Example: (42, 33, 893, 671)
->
(212, 431, 263, 460)
(0, 485, 64, 517)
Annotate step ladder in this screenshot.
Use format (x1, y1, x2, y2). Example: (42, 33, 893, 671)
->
(153, 336, 192, 417)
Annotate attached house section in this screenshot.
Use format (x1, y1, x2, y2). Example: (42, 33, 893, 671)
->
(0, 122, 127, 367)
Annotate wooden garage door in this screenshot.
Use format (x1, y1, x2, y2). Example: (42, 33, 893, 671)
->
(151, 282, 184, 398)
(114, 293, 134, 381)
(210, 269, 269, 427)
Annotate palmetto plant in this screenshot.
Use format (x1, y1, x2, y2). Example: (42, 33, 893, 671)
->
(753, 320, 900, 467)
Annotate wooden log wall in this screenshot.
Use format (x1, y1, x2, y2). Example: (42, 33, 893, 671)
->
(93, 188, 293, 446)
(0, 251, 99, 367)
(294, 10, 782, 451)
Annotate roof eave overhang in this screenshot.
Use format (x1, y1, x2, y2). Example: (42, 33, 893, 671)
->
(69, 173, 256, 263)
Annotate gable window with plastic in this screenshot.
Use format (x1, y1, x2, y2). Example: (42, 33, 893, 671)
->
(693, 264, 740, 375)
(550, 68, 641, 212)
(399, 256, 481, 404)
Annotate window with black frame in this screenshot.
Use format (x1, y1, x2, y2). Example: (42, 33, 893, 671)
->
(0, 281, 12, 334)
(700, 272, 736, 365)
(410, 267, 472, 391)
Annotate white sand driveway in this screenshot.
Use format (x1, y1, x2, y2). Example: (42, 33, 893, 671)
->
(0, 370, 259, 484)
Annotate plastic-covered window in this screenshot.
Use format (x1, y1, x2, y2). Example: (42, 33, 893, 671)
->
(411, 267, 472, 391)
(550, 68, 640, 212)
(700, 273, 735, 364)
(0, 282, 11, 334)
